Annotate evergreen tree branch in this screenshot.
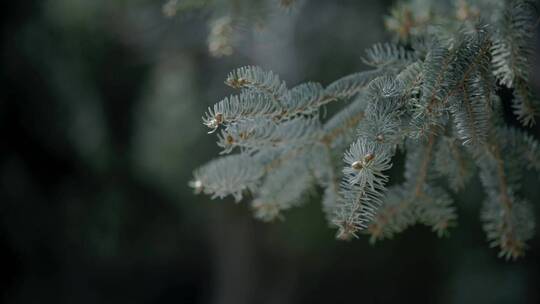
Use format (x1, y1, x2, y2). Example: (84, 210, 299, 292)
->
(192, 0, 540, 260)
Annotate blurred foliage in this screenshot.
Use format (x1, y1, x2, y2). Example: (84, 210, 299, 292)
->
(1, 0, 539, 303)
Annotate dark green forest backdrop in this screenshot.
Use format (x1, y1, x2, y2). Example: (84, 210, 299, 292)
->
(1, 0, 540, 303)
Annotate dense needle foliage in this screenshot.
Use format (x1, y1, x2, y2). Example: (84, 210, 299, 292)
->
(191, 0, 540, 260)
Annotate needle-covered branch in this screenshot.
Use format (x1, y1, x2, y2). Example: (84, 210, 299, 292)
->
(192, 0, 540, 260)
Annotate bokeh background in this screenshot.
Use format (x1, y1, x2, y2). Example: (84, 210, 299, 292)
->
(2, 0, 540, 303)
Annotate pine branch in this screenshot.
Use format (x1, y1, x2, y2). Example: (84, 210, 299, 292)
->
(362, 43, 416, 68)
(192, 154, 264, 202)
(478, 143, 535, 260)
(413, 133, 436, 196)
(334, 138, 393, 239)
(450, 73, 489, 148)
(512, 79, 539, 126)
(492, 0, 539, 126)
(366, 185, 415, 242)
(434, 135, 473, 192)
(217, 116, 321, 154)
(193, 0, 540, 260)
(477, 108, 536, 259)
(320, 99, 366, 147)
(368, 135, 457, 241)
(325, 69, 387, 100)
(252, 159, 314, 222)
(225, 66, 288, 103)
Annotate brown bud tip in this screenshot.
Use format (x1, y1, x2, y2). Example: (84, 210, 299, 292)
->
(215, 113, 223, 124)
(336, 222, 357, 241)
(351, 160, 363, 170)
(363, 153, 375, 163)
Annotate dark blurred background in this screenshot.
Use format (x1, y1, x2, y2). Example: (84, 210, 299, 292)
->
(1, 0, 540, 303)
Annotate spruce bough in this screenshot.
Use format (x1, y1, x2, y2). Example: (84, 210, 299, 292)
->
(191, 0, 540, 260)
